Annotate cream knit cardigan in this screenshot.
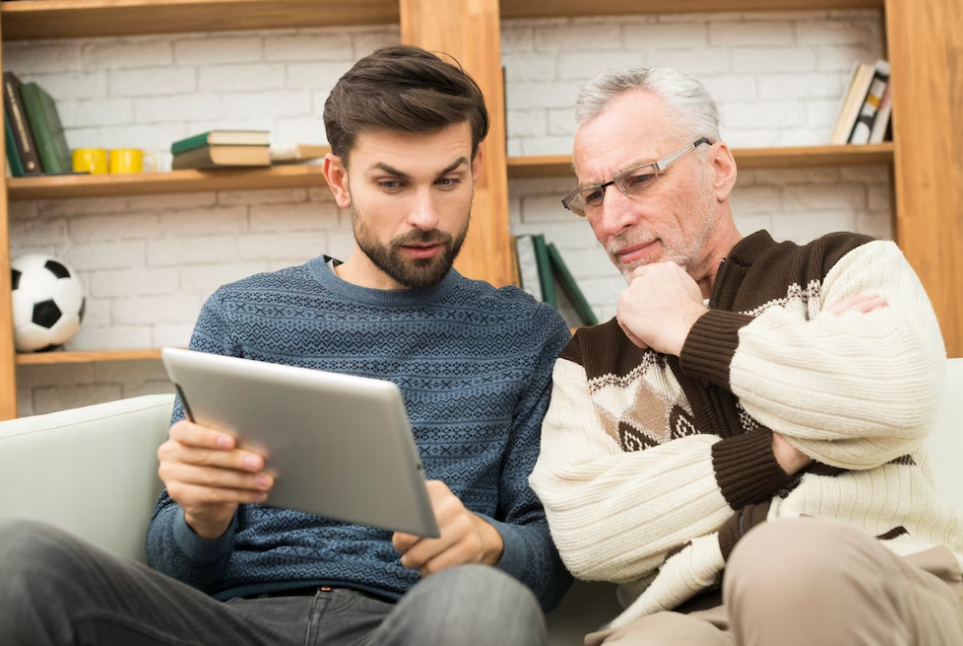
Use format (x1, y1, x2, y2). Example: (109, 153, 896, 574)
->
(530, 238, 963, 630)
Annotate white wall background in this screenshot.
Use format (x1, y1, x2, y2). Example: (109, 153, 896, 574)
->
(5, 9, 890, 415)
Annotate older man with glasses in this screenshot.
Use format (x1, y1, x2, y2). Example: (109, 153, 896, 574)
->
(530, 68, 963, 646)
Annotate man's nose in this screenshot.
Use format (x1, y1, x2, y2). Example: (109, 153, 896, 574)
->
(409, 189, 440, 230)
(593, 185, 639, 238)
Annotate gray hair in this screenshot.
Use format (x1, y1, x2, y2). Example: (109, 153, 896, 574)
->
(575, 68, 721, 143)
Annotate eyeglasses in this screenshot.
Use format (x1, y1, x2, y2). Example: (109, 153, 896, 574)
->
(561, 137, 712, 217)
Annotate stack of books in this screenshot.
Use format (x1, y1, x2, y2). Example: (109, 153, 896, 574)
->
(513, 234, 599, 327)
(171, 130, 271, 170)
(4, 72, 71, 177)
(830, 59, 892, 145)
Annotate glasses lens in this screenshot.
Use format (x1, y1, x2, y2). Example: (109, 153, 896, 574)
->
(618, 168, 660, 199)
(563, 191, 586, 217)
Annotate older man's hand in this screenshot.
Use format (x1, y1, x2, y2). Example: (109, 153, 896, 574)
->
(616, 262, 708, 356)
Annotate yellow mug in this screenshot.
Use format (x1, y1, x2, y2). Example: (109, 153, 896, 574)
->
(72, 148, 108, 174)
(109, 148, 144, 174)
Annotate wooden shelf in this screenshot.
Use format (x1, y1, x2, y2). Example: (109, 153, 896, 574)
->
(8, 165, 329, 201)
(0, 0, 399, 41)
(507, 143, 895, 179)
(502, 0, 883, 20)
(1, 0, 884, 41)
(15, 349, 164, 365)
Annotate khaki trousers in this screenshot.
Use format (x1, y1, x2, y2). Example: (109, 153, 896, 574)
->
(588, 518, 963, 646)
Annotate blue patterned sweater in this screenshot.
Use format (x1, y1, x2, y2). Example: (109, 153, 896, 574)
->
(146, 256, 573, 611)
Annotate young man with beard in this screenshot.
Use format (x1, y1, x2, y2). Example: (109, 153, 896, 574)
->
(0, 45, 571, 646)
(530, 68, 962, 645)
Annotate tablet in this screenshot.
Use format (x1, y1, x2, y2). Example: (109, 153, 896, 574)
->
(161, 347, 440, 538)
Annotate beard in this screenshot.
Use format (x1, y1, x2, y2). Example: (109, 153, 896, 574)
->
(608, 186, 718, 282)
(352, 207, 471, 290)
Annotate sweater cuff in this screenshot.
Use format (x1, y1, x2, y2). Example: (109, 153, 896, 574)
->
(173, 508, 236, 564)
(477, 514, 528, 581)
(679, 310, 755, 388)
(718, 502, 772, 561)
(711, 429, 792, 509)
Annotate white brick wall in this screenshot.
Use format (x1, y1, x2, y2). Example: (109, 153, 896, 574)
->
(5, 11, 893, 414)
(502, 10, 883, 154)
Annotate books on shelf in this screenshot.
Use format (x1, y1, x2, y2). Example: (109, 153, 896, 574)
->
(831, 59, 892, 145)
(171, 145, 271, 170)
(3, 72, 44, 176)
(19, 81, 72, 174)
(514, 234, 599, 327)
(849, 60, 890, 145)
(171, 129, 272, 169)
(171, 130, 271, 155)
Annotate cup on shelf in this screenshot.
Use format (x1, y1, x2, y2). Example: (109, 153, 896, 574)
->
(72, 148, 108, 174)
(108, 148, 144, 174)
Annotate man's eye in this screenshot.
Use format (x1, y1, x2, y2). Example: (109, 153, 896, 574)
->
(437, 177, 461, 188)
(583, 188, 604, 206)
(626, 172, 655, 187)
(379, 180, 402, 191)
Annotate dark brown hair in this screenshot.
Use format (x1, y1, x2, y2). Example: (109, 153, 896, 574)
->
(323, 45, 489, 164)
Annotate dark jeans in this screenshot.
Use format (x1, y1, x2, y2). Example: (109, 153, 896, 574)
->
(0, 519, 547, 646)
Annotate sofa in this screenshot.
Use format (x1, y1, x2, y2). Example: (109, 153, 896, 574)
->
(1, 359, 961, 644)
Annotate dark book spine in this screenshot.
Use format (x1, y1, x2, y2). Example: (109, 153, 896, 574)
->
(3, 72, 42, 175)
(5, 111, 26, 177)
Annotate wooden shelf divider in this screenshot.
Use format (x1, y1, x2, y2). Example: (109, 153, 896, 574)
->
(507, 143, 895, 179)
(15, 349, 165, 365)
(0, 0, 400, 41)
(9, 165, 330, 201)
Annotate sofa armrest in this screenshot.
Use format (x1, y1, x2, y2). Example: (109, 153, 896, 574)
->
(0, 394, 175, 563)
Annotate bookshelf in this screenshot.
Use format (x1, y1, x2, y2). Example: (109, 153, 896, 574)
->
(507, 144, 897, 179)
(15, 349, 164, 365)
(0, 0, 960, 420)
(8, 165, 329, 201)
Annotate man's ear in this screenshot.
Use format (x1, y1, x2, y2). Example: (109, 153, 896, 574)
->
(709, 142, 737, 203)
(471, 145, 484, 186)
(322, 153, 352, 209)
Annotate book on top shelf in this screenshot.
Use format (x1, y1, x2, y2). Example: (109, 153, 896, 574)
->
(171, 130, 270, 156)
(2, 72, 41, 175)
(830, 63, 876, 145)
(869, 85, 893, 144)
(849, 60, 890, 145)
(171, 145, 271, 170)
(19, 81, 71, 173)
(5, 112, 26, 178)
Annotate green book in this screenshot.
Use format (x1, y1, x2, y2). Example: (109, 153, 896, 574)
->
(4, 111, 25, 178)
(19, 82, 71, 174)
(531, 234, 556, 308)
(548, 243, 599, 326)
(171, 130, 270, 155)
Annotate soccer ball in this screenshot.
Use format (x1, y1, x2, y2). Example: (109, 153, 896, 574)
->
(10, 254, 86, 353)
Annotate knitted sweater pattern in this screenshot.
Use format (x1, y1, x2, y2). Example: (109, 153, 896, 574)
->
(531, 230, 962, 628)
(146, 256, 573, 611)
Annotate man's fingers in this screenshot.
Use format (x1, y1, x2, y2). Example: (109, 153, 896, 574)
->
(827, 294, 889, 317)
(398, 523, 463, 570)
(169, 421, 237, 451)
(617, 316, 649, 350)
(160, 462, 274, 493)
(392, 532, 421, 553)
(159, 442, 266, 473)
(419, 541, 476, 577)
(166, 481, 268, 506)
